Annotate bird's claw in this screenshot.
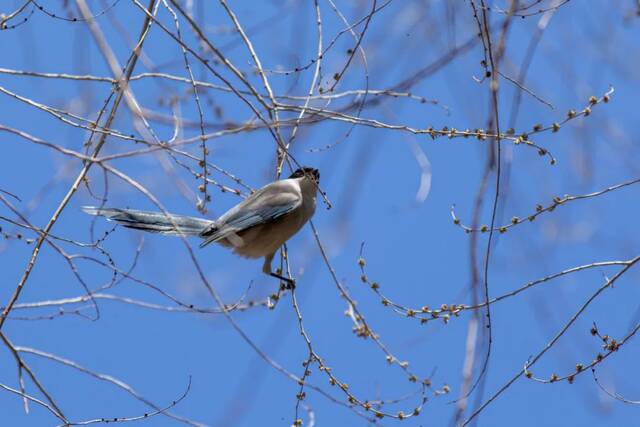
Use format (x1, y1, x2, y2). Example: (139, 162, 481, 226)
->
(269, 272, 296, 289)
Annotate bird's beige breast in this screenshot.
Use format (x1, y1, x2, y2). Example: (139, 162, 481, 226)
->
(223, 205, 313, 259)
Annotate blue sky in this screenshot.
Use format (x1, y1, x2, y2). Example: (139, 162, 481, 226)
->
(1, 1, 640, 426)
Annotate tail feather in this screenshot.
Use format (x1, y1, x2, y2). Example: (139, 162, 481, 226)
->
(81, 206, 213, 236)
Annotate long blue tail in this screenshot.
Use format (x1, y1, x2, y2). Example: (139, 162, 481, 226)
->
(82, 206, 213, 236)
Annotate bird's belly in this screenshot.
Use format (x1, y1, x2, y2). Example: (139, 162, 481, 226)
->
(228, 210, 307, 259)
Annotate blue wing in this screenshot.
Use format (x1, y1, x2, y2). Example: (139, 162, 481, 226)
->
(200, 183, 301, 247)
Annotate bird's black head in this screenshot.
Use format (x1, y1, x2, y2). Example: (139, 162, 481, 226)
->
(289, 167, 320, 182)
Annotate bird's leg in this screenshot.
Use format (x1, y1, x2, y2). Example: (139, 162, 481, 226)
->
(262, 253, 295, 289)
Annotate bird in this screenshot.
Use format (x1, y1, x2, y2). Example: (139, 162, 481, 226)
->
(82, 167, 320, 286)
